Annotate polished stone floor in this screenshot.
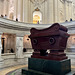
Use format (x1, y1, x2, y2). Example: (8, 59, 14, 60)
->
(0, 58, 28, 75)
(5, 66, 75, 75)
(5, 68, 75, 75)
(0, 65, 28, 75)
(0, 58, 28, 70)
(0, 52, 75, 75)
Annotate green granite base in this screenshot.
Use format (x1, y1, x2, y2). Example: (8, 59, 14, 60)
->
(22, 58, 71, 75)
(22, 68, 52, 75)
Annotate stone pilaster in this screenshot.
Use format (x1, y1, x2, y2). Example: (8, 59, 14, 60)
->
(44, 0, 48, 24)
(17, 0, 23, 21)
(17, 0, 20, 21)
(20, 0, 23, 22)
(3, 0, 7, 16)
(13, 0, 17, 20)
(47, 0, 54, 24)
(0, 0, 4, 15)
(53, 0, 58, 22)
(23, 0, 28, 22)
(16, 36, 24, 58)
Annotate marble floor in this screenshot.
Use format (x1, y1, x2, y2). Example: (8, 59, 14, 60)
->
(0, 52, 75, 75)
(0, 58, 28, 70)
(5, 66, 75, 75)
(0, 58, 28, 75)
(0, 65, 28, 75)
(1, 65, 75, 75)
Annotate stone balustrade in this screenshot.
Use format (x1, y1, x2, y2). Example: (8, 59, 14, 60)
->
(0, 17, 75, 35)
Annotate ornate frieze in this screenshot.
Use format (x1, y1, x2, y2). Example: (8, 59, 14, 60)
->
(30, 0, 47, 7)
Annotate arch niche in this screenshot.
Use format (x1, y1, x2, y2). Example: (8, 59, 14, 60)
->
(33, 8, 42, 24)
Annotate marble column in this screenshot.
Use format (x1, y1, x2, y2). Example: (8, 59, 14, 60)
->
(23, 0, 28, 22)
(16, 36, 24, 58)
(0, 0, 4, 16)
(53, 0, 58, 23)
(3, 0, 7, 16)
(0, 35, 3, 62)
(13, 0, 17, 20)
(47, 0, 54, 24)
(16, 0, 23, 21)
(44, 0, 48, 24)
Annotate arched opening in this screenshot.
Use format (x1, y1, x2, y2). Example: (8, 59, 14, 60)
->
(33, 8, 42, 24)
(67, 34, 75, 52)
(23, 35, 32, 52)
(1, 33, 16, 54)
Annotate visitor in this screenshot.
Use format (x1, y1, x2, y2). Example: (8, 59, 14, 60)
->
(37, 21, 39, 24)
(16, 18, 18, 21)
(2, 49, 4, 54)
(65, 20, 68, 22)
(23, 48, 26, 52)
(10, 48, 14, 53)
(1, 15, 4, 17)
(4, 14, 7, 18)
(70, 18, 72, 21)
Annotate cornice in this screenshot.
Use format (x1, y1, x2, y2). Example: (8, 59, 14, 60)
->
(0, 17, 75, 33)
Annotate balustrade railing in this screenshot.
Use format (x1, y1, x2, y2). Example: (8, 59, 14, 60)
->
(0, 17, 75, 31)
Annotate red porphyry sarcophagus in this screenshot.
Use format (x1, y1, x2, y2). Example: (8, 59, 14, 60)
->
(29, 23, 70, 61)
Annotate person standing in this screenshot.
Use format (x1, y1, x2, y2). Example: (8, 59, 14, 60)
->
(16, 18, 18, 21)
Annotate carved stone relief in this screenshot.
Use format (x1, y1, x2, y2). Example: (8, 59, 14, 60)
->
(30, 0, 47, 8)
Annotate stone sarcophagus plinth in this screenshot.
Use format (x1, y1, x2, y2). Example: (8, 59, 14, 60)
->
(29, 23, 70, 61)
(22, 23, 71, 75)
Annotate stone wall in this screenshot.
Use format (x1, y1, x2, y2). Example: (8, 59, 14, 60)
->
(0, 0, 74, 24)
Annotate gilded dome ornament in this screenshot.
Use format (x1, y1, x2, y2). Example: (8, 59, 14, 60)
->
(35, 7, 40, 11)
